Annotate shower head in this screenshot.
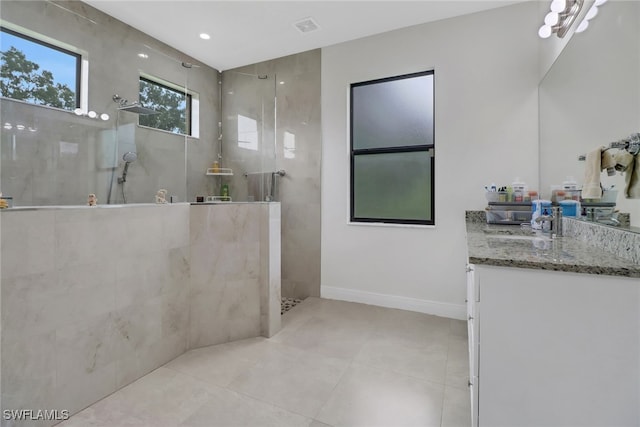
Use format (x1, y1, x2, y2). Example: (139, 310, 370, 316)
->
(123, 152, 137, 163)
(118, 152, 137, 184)
(118, 102, 158, 115)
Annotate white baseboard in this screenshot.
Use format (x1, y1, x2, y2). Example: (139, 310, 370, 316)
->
(321, 285, 466, 320)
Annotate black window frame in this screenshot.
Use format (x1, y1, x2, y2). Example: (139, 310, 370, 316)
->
(138, 76, 192, 136)
(350, 70, 435, 226)
(0, 26, 81, 109)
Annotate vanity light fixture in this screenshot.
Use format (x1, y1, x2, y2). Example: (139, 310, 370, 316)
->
(74, 108, 110, 121)
(575, 0, 606, 33)
(538, 0, 584, 39)
(3, 122, 38, 132)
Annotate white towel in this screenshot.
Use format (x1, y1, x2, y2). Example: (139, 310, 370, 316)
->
(582, 147, 603, 199)
(624, 154, 640, 198)
(601, 149, 616, 176)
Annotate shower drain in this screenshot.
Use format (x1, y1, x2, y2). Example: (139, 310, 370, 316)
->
(281, 297, 302, 315)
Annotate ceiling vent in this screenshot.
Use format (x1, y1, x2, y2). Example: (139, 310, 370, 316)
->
(293, 17, 320, 34)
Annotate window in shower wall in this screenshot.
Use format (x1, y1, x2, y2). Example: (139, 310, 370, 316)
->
(138, 75, 199, 137)
(0, 26, 80, 110)
(350, 70, 435, 226)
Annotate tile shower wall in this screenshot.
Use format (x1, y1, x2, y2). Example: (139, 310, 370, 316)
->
(223, 50, 322, 299)
(0, 1, 219, 206)
(0, 204, 191, 426)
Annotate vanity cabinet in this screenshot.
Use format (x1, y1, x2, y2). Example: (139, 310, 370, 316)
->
(466, 264, 639, 427)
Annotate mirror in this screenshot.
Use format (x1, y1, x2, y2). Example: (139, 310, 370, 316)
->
(539, 0, 640, 229)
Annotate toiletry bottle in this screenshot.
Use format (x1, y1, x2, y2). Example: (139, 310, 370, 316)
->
(222, 184, 229, 201)
(562, 176, 578, 190)
(212, 161, 220, 173)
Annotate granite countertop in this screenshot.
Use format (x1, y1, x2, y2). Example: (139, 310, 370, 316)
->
(466, 221, 640, 278)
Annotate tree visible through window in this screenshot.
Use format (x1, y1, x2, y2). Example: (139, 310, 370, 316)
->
(138, 77, 191, 135)
(0, 27, 80, 110)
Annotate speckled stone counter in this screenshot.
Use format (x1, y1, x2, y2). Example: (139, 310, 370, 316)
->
(466, 216, 640, 278)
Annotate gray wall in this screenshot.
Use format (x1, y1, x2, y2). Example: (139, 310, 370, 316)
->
(0, 0, 220, 206)
(224, 50, 322, 299)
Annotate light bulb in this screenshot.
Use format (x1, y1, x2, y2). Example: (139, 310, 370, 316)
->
(87, 110, 97, 118)
(575, 19, 589, 33)
(199, 33, 210, 40)
(74, 108, 83, 116)
(100, 113, 110, 121)
(585, 5, 598, 20)
(538, 25, 553, 39)
(544, 12, 559, 26)
(550, 0, 566, 13)
(16, 124, 25, 130)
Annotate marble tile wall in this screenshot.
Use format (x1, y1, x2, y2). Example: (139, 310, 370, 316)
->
(0, 1, 219, 207)
(189, 203, 281, 349)
(222, 50, 322, 299)
(0, 204, 190, 426)
(1, 202, 280, 426)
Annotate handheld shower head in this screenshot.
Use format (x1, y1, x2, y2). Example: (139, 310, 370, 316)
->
(123, 151, 138, 163)
(118, 152, 137, 183)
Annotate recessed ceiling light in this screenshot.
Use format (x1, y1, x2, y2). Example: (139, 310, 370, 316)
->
(293, 17, 320, 34)
(199, 33, 211, 40)
(279, 81, 285, 85)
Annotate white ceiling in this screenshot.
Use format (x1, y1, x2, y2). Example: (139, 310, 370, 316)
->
(83, 0, 527, 71)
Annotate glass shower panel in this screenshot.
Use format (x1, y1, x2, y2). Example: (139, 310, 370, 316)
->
(221, 71, 276, 202)
(0, 99, 115, 206)
(108, 43, 189, 204)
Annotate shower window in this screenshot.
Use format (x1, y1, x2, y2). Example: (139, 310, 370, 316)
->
(350, 70, 435, 226)
(138, 76, 197, 136)
(0, 26, 80, 110)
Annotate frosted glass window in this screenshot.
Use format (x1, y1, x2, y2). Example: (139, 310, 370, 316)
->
(353, 151, 433, 222)
(350, 70, 435, 225)
(352, 73, 433, 150)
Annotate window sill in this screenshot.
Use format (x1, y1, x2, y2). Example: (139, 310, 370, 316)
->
(348, 221, 435, 229)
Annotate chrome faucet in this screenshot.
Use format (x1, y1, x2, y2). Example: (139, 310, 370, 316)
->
(534, 207, 562, 237)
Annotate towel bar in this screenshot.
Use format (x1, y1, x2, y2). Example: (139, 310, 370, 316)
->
(578, 133, 640, 161)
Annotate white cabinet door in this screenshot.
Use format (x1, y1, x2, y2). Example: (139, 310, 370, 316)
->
(476, 265, 639, 426)
(466, 264, 479, 427)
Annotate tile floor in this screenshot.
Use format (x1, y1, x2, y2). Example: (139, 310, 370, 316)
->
(58, 297, 471, 427)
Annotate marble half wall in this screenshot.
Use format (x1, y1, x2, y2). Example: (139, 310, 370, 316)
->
(1, 202, 281, 426)
(189, 203, 281, 349)
(1, 204, 190, 426)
